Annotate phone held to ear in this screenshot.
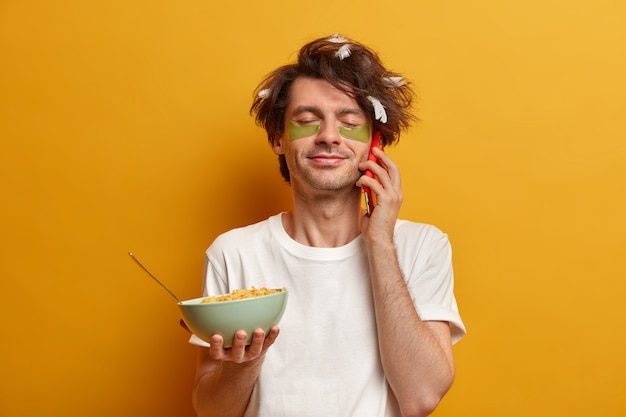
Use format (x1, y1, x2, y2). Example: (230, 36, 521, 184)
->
(363, 131, 384, 216)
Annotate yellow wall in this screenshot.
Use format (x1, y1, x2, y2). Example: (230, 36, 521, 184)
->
(1, 1, 625, 416)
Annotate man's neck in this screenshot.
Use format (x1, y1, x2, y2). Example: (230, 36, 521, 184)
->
(282, 196, 363, 248)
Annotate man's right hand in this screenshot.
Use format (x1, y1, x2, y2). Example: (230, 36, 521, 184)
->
(193, 326, 280, 417)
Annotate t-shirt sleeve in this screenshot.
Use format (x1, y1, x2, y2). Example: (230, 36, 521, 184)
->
(399, 224, 466, 344)
(202, 249, 229, 297)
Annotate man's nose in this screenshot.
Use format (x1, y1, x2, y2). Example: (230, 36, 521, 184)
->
(315, 122, 342, 145)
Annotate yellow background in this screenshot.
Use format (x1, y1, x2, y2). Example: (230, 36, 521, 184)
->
(1, 1, 625, 416)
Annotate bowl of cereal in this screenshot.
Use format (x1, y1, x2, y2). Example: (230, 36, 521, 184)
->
(179, 287, 288, 348)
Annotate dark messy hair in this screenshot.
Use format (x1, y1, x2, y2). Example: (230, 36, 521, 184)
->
(250, 34, 416, 182)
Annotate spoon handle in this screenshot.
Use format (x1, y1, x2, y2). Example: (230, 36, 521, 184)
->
(128, 252, 181, 303)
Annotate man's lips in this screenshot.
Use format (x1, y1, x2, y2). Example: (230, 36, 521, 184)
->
(308, 154, 347, 165)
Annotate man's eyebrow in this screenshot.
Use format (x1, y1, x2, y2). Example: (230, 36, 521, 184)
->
(291, 106, 365, 117)
(292, 106, 321, 116)
(337, 108, 365, 117)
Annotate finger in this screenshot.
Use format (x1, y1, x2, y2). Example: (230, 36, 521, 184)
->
(356, 172, 378, 190)
(263, 326, 280, 350)
(229, 331, 249, 363)
(370, 147, 400, 188)
(356, 161, 385, 188)
(359, 156, 392, 185)
(246, 328, 266, 358)
(208, 334, 226, 360)
(358, 166, 386, 197)
(371, 144, 393, 167)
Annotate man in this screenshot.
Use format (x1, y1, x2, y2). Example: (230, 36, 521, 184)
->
(189, 34, 466, 417)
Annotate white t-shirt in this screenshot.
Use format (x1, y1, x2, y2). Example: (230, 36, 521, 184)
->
(191, 213, 466, 417)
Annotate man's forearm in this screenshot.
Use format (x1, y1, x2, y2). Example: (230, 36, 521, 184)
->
(193, 352, 265, 417)
(367, 239, 455, 417)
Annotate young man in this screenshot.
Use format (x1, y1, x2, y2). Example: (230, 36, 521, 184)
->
(189, 34, 466, 417)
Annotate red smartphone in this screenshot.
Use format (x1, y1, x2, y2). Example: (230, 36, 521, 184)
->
(363, 131, 384, 216)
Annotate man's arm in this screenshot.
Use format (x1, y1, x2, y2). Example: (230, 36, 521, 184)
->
(366, 238, 455, 417)
(192, 327, 279, 417)
(358, 147, 456, 417)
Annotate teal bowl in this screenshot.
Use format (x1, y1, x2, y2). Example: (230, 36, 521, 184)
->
(179, 290, 288, 348)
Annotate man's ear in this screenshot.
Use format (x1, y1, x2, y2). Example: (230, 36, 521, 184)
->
(272, 133, 285, 155)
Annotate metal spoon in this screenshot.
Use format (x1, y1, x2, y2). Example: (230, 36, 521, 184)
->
(128, 252, 182, 303)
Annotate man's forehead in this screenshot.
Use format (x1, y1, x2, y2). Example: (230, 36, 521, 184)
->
(287, 78, 363, 115)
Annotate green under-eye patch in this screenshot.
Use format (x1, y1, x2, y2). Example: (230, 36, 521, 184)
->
(287, 120, 370, 143)
(338, 123, 370, 143)
(288, 121, 320, 140)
